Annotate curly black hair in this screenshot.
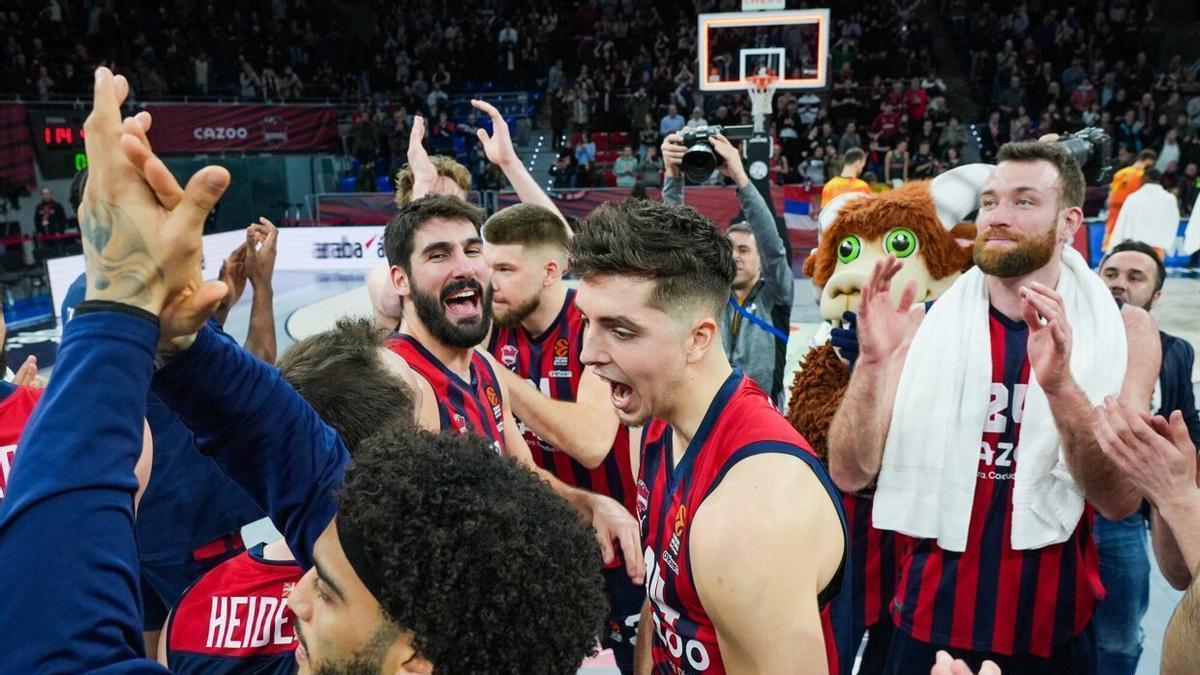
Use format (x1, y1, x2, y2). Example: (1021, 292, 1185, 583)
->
(570, 197, 735, 319)
(338, 428, 608, 674)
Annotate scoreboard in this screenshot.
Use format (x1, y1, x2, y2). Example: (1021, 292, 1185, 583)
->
(26, 108, 88, 180)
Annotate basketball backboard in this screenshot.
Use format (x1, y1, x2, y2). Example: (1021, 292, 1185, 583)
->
(697, 9, 831, 92)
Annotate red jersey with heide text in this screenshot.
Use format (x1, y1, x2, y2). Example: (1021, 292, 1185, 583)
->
(388, 335, 507, 455)
(638, 370, 850, 674)
(891, 308, 1101, 657)
(165, 544, 302, 675)
(488, 289, 636, 516)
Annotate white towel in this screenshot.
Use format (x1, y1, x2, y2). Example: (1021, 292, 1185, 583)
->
(872, 246, 1127, 552)
(1184, 192, 1200, 257)
(1106, 184, 1182, 253)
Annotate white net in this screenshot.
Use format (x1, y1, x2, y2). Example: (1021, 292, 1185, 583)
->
(747, 75, 777, 134)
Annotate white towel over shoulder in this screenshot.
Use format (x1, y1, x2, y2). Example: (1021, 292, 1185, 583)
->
(872, 246, 1126, 552)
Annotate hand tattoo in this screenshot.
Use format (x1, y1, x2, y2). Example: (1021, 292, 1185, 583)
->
(80, 200, 164, 312)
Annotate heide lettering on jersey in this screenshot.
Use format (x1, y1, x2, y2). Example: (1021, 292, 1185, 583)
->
(206, 595, 294, 649)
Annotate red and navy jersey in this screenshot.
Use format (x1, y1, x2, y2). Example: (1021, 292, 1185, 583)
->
(0, 384, 43, 502)
(638, 370, 851, 674)
(487, 289, 636, 516)
(389, 335, 507, 456)
(842, 489, 912, 631)
(165, 543, 303, 675)
(892, 308, 1101, 657)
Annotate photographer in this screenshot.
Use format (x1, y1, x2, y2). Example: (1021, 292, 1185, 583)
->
(661, 130, 793, 407)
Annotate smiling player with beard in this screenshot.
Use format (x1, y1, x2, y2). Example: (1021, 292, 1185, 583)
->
(384, 195, 644, 581)
(829, 142, 1163, 673)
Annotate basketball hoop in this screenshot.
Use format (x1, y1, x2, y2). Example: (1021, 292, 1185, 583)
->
(747, 73, 778, 134)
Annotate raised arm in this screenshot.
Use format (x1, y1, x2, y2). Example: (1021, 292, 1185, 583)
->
(827, 256, 924, 492)
(242, 217, 279, 363)
(473, 99, 569, 231)
(0, 67, 228, 673)
(691, 454, 843, 673)
(493, 364, 619, 469)
(1163, 559, 1200, 674)
(660, 132, 686, 205)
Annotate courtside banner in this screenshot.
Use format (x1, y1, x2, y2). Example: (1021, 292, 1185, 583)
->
(49, 227, 387, 318)
(143, 103, 338, 154)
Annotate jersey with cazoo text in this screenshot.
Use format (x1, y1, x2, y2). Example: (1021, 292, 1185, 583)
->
(638, 370, 851, 674)
(0, 384, 43, 503)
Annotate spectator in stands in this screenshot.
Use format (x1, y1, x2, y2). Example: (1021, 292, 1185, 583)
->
(33, 187, 66, 237)
(911, 140, 938, 179)
(939, 115, 966, 156)
(427, 82, 449, 118)
(884, 139, 910, 185)
(549, 154, 575, 189)
(639, 146, 663, 188)
(687, 106, 707, 129)
(1178, 162, 1200, 216)
(614, 145, 638, 188)
(551, 88, 568, 150)
(660, 103, 684, 137)
(839, 121, 863, 155)
(625, 88, 651, 137)
(574, 132, 596, 187)
(943, 146, 963, 171)
(638, 112, 662, 161)
(1117, 110, 1146, 152)
(430, 111, 456, 155)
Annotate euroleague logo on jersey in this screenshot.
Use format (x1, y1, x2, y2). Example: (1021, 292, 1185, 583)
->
(663, 504, 686, 574)
(499, 345, 519, 368)
(553, 338, 570, 364)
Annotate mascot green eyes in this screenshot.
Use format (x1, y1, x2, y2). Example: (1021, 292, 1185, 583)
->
(837, 235, 862, 264)
(884, 228, 917, 258)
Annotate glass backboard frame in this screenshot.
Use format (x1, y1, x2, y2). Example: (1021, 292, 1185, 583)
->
(697, 9, 831, 92)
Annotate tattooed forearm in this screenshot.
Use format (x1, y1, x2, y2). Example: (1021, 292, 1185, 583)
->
(80, 200, 165, 312)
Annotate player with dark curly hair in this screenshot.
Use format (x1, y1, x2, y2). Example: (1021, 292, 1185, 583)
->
(329, 427, 608, 674)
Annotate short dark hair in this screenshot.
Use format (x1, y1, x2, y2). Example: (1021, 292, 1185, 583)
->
(278, 317, 415, 451)
(1142, 167, 1163, 184)
(996, 141, 1086, 208)
(384, 194, 484, 274)
(1136, 149, 1158, 163)
(569, 198, 735, 317)
(338, 428, 607, 674)
(482, 203, 569, 253)
(1101, 240, 1166, 292)
(843, 148, 866, 164)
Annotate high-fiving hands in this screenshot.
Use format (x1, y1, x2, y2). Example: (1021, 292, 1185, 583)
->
(81, 67, 230, 342)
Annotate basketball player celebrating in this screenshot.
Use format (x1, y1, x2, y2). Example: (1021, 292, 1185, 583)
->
(0, 67, 608, 675)
(569, 198, 850, 674)
(484, 202, 642, 672)
(829, 142, 1161, 673)
(384, 195, 643, 579)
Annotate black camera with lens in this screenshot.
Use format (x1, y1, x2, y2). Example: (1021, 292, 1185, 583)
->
(1055, 127, 1113, 186)
(679, 124, 755, 183)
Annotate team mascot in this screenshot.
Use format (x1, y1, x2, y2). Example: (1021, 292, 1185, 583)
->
(784, 164, 993, 667)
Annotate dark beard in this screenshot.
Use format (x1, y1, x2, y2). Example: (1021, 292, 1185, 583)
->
(973, 224, 1058, 278)
(411, 278, 493, 348)
(493, 291, 540, 328)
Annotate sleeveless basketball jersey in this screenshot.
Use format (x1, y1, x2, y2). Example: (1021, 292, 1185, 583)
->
(0, 385, 43, 502)
(639, 370, 851, 674)
(842, 489, 911, 632)
(388, 335, 507, 455)
(892, 308, 1100, 657)
(488, 289, 636, 516)
(166, 543, 303, 674)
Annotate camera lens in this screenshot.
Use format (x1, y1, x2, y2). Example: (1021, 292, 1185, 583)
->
(682, 145, 716, 183)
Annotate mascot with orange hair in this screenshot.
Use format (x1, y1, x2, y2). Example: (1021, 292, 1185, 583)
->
(786, 165, 993, 668)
